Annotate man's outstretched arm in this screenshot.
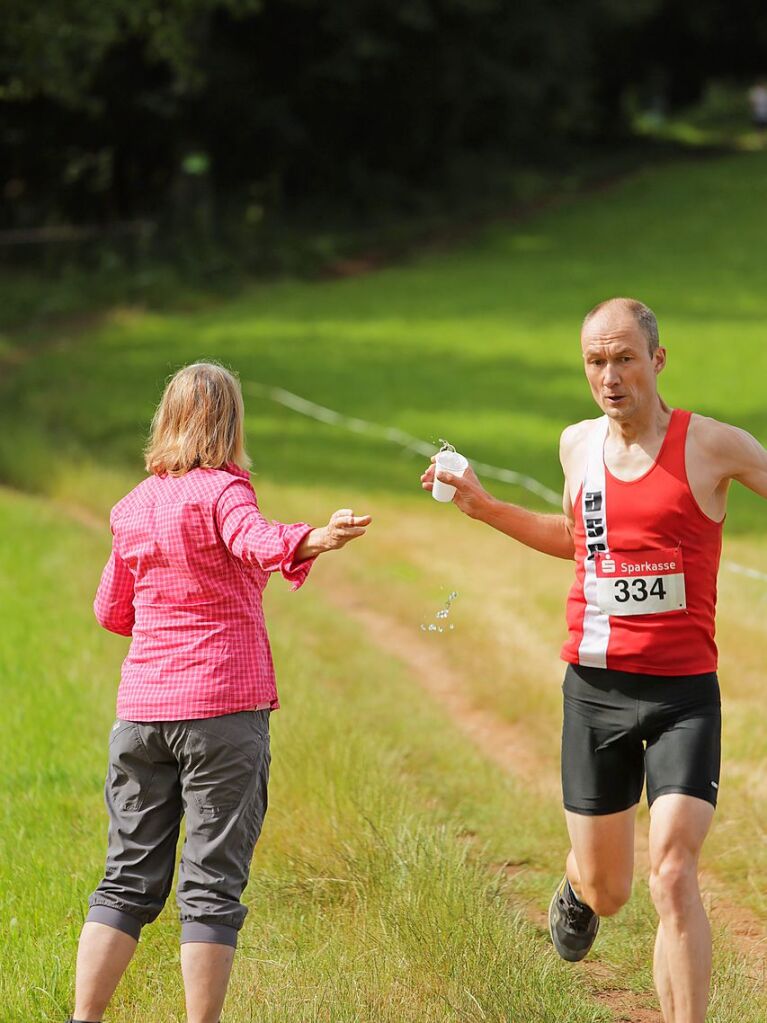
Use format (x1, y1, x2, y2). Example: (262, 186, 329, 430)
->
(421, 459, 575, 560)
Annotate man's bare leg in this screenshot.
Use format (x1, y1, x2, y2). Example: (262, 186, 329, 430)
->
(180, 942, 236, 1023)
(654, 924, 676, 1022)
(565, 804, 637, 916)
(549, 806, 636, 962)
(73, 922, 138, 1021)
(648, 793, 714, 1023)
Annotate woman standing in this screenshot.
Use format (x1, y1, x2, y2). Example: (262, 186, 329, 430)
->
(69, 362, 370, 1023)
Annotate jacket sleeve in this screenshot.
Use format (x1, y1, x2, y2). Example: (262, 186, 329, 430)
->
(93, 540, 136, 636)
(215, 479, 316, 590)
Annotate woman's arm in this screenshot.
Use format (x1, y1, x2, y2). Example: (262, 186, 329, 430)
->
(94, 545, 136, 635)
(216, 482, 371, 586)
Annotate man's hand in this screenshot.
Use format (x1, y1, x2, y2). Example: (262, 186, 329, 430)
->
(421, 457, 493, 519)
(421, 456, 575, 559)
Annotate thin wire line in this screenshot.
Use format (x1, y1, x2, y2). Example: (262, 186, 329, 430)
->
(244, 381, 767, 585)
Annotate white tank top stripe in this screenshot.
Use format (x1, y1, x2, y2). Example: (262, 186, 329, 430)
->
(577, 418, 611, 668)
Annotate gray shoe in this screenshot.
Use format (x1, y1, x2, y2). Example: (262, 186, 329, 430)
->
(548, 875, 600, 962)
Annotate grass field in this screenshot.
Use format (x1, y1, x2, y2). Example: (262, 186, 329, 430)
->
(2, 150, 767, 1022)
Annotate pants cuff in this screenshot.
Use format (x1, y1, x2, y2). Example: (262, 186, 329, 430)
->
(86, 905, 142, 941)
(180, 921, 239, 947)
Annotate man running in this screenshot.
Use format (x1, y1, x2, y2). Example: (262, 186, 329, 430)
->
(421, 297, 767, 1023)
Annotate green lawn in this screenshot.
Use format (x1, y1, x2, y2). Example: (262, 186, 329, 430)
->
(0, 487, 616, 1023)
(2, 150, 767, 1022)
(3, 484, 766, 1023)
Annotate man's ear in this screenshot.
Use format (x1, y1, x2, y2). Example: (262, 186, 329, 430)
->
(654, 346, 667, 375)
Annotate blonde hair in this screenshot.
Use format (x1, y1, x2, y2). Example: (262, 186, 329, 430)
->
(145, 362, 251, 477)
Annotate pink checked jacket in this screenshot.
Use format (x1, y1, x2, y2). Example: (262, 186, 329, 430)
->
(94, 464, 314, 720)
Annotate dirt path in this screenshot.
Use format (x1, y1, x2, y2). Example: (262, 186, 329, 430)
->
(331, 592, 557, 799)
(317, 574, 767, 1022)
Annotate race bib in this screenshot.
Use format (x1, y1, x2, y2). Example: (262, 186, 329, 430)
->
(595, 547, 686, 616)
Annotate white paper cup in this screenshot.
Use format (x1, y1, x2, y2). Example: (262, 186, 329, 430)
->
(432, 450, 469, 503)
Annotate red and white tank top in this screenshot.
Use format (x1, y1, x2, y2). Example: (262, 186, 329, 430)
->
(561, 409, 723, 676)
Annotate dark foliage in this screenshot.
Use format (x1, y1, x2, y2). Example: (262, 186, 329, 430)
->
(1, 0, 766, 241)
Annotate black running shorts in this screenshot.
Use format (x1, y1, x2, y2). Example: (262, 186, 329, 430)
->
(561, 664, 721, 816)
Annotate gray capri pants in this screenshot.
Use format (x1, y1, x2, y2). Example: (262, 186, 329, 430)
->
(87, 709, 270, 948)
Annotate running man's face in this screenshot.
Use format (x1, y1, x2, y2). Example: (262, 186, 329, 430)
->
(580, 312, 666, 421)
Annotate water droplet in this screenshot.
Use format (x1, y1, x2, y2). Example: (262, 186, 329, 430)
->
(420, 589, 459, 634)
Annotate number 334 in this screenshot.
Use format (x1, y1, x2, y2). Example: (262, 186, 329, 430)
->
(614, 577, 667, 602)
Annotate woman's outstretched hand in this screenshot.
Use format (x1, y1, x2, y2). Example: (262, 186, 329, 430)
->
(295, 509, 372, 562)
(321, 508, 372, 550)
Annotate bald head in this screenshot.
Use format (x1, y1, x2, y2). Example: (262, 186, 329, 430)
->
(583, 298, 659, 356)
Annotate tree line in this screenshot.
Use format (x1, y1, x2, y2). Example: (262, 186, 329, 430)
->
(2, 0, 766, 239)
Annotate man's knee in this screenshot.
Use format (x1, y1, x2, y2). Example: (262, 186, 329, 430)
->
(579, 877, 632, 917)
(649, 853, 698, 916)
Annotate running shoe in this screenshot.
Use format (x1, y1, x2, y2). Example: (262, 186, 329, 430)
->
(548, 875, 600, 962)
